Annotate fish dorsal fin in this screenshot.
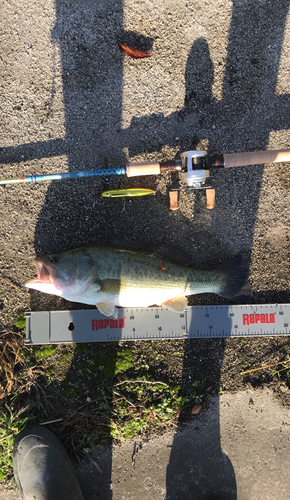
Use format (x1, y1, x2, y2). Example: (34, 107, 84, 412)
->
(96, 302, 118, 319)
(161, 296, 188, 312)
(154, 245, 191, 266)
(111, 239, 142, 251)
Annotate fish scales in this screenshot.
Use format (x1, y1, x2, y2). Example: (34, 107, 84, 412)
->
(88, 247, 224, 292)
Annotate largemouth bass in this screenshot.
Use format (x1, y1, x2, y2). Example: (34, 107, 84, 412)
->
(25, 246, 250, 318)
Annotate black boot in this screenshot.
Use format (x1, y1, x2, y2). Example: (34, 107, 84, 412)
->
(13, 424, 84, 500)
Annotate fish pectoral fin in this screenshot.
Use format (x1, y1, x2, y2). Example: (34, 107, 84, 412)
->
(96, 302, 118, 319)
(161, 296, 188, 313)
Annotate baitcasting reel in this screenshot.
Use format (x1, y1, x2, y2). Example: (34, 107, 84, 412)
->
(177, 150, 215, 209)
(179, 150, 210, 191)
(179, 151, 215, 209)
(127, 150, 222, 209)
(126, 148, 290, 209)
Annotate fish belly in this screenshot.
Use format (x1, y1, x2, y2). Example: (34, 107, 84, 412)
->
(115, 286, 185, 308)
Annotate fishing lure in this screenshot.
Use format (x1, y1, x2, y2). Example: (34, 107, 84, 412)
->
(101, 188, 155, 198)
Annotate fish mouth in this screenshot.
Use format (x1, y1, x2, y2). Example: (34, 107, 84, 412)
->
(34, 259, 55, 281)
(32, 258, 60, 282)
(25, 259, 62, 296)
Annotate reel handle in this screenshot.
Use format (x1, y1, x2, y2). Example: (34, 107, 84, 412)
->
(206, 188, 215, 209)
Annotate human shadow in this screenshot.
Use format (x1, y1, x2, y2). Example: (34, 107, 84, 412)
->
(164, 1, 290, 498)
(166, 343, 236, 500)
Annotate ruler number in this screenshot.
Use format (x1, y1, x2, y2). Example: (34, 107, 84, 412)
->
(155, 315, 160, 319)
(205, 314, 209, 317)
(284, 323, 289, 328)
(130, 315, 135, 320)
(158, 326, 162, 331)
(279, 311, 284, 315)
(230, 313, 234, 317)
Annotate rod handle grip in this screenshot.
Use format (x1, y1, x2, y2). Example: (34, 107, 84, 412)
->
(224, 149, 290, 168)
(126, 162, 161, 177)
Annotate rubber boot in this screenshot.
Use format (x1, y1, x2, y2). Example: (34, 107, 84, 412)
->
(13, 424, 84, 500)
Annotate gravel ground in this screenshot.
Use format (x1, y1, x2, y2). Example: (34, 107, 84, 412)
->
(1, 0, 290, 384)
(1, 0, 290, 382)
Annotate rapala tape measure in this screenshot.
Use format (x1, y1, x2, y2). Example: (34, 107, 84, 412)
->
(25, 303, 289, 344)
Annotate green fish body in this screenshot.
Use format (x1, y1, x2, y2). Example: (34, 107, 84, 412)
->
(25, 246, 250, 318)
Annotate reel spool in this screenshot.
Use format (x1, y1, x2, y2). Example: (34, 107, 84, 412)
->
(179, 151, 215, 208)
(180, 150, 209, 191)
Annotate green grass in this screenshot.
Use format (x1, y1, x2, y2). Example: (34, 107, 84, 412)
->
(110, 380, 190, 440)
(0, 402, 34, 481)
(33, 345, 57, 359)
(13, 312, 26, 331)
(115, 348, 133, 373)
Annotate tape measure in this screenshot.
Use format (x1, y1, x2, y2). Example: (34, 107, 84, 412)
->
(25, 303, 289, 344)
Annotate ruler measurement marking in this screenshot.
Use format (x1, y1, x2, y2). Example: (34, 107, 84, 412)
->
(25, 303, 290, 344)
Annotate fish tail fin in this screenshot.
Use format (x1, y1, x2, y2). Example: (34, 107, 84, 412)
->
(217, 256, 252, 301)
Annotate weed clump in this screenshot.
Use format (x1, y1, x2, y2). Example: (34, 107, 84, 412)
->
(0, 322, 49, 481)
(111, 381, 189, 440)
(115, 348, 133, 373)
(0, 403, 33, 481)
(0, 328, 44, 400)
(0, 337, 203, 482)
(13, 312, 26, 331)
(33, 345, 57, 359)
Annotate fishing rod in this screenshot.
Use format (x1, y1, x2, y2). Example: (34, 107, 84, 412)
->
(0, 167, 127, 185)
(1, 149, 290, 208)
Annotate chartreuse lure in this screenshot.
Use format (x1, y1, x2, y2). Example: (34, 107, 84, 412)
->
(101, 188, 155, 198)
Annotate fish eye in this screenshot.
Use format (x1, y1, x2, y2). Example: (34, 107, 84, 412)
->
(49, 256, 58, 264)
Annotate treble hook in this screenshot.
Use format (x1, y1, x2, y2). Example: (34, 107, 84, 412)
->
(121, 200, 130, 214)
